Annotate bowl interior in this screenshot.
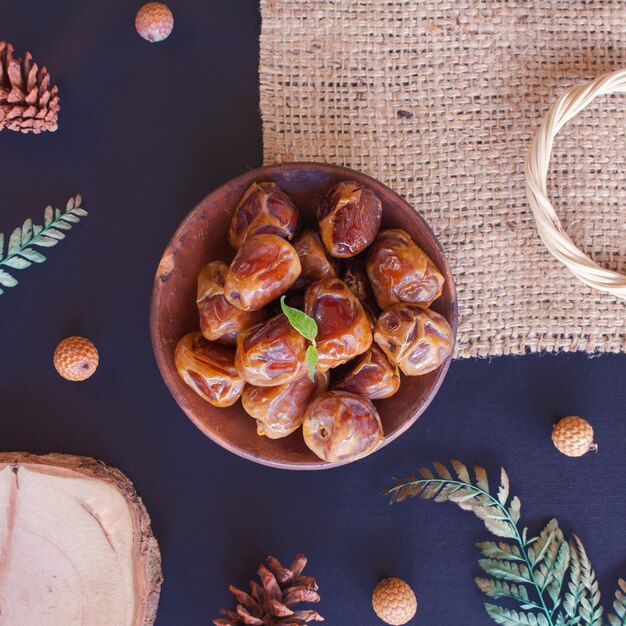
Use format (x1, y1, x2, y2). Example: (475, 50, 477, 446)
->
(151, 163, 457, 469)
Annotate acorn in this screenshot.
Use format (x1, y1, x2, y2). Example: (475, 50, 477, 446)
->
(54, 337, 99, 381)
(135, 2, 174, 42)
(372, 577, 417, 625)
(552, 416, 597, 457)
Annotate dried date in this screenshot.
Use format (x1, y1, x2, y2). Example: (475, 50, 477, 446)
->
(224, 234, 301, 311)
(228, 181, 298, 248)
(304, 277, 373, 371)
(374, 303, 453, 376)
(292, 230, 338, 290)
(235, 313, 308, 386)
(242, 372, 328, 439)
(317, 181, 382, 258)
(303, 390, 384, 462)
(175, 332, 244, 407)
(366, 229, 445, 309)
(196, 260, 264, 344)
(333, 343, 400, 399)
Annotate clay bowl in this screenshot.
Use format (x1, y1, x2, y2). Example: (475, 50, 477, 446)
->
(151, 163, 457, 470)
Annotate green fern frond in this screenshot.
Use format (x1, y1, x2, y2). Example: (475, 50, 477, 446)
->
(0, 194, 86, 295)
(386, 460, 624, 626)
(386, 460, 518, 539)
(608, 579, 626, 626)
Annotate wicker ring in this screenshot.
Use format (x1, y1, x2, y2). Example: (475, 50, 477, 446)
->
(525, 69, 626, 300)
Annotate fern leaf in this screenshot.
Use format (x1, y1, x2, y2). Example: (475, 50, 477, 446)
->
(475, 465, 490, 492)
(44, 227, 66, 240)
(3, 256, 31, 270)
(451, 459, 471, 483)
(485, 603, 549, 625)
(31, 235, 59, 248)
(608, 579, 626, 626)
(477, 578, 531, 604)
(22, 218, 33, 243)
(0, 269, 18, 287)
(528, 519, 560, 568)
(546, 540, 570, 608)
(0, 194, 86, 296)
(498, 468, 510, 506)
(19, 248, 46, 263)
(61, 212, 81, 224)
(479, 559, 533, 585)
(484, 518, 519, 540)
(574, 537, 603, 626)
(508, 496, 522, 524)
(433, 482, 463, 503)
(53, 219, 73, 231)
(8, 227, 21, 254)
(562, 539, 584, 622)
(432, 461, 453, 480)
(477, 541, 525, 562)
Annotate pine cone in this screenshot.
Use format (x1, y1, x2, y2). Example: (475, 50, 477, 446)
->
(0, 41, 60, 134)
(214, 554, 324, 625)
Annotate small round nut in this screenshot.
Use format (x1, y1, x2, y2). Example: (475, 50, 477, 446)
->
(552, 416, 597, 457)
(372, 577, 417, 625)
(135, 2, 174, 42)
(54, 337, 99, 382)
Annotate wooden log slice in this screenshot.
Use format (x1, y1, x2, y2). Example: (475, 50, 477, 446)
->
(0, 453, 162, 625)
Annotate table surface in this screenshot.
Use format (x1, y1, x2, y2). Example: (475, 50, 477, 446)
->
(2, 2, 625, 625)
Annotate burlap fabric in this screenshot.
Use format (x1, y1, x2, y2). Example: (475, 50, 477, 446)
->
(259, 0, 626, 358)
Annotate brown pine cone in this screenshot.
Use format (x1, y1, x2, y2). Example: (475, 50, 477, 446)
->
(213, 554, 324, 625)
(552, 416, 597, 457)
(372, 578, 417, 625)
(0, 42, 60, 134)
(54, 337, 99, 382)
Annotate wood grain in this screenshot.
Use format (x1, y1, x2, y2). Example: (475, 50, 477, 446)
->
(0, 452, 162, 625)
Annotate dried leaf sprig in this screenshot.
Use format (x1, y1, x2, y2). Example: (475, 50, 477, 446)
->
(386, 460, 625, 626)
(0, 195, 87, 295)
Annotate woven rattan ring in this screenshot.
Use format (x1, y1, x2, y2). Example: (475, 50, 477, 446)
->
(525, 69, 626, 301)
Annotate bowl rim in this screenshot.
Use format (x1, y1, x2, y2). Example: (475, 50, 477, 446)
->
(150, 161, 458, 470)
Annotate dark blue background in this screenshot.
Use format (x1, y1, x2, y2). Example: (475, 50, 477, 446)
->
(2, 2, 625, 625)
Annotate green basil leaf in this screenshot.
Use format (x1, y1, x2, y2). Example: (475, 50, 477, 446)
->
(280, 295, 318, 341)
(305, 344, 318, 382)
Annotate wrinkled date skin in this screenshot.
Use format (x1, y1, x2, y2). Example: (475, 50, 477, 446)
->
(175, 332, 244, 407)
(333, 344, 400, 399)
(228, 181, 299, 249)
(292, 230, 338, 290)
(366, 229, 445, 309)
(304, 277, 373, 371)
(224, 234, 301, 311)
(303, 390, 384, 462)
(235, 313, 308, 386)
(317, 181, 382, 258)
(242, 372, 328, 439)
(374, 303, 453, 376)
(342, 257, 380, 325)
(196, 260, 265, 344)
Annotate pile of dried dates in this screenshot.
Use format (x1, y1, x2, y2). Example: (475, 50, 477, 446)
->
(175, 179, 453, 463)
